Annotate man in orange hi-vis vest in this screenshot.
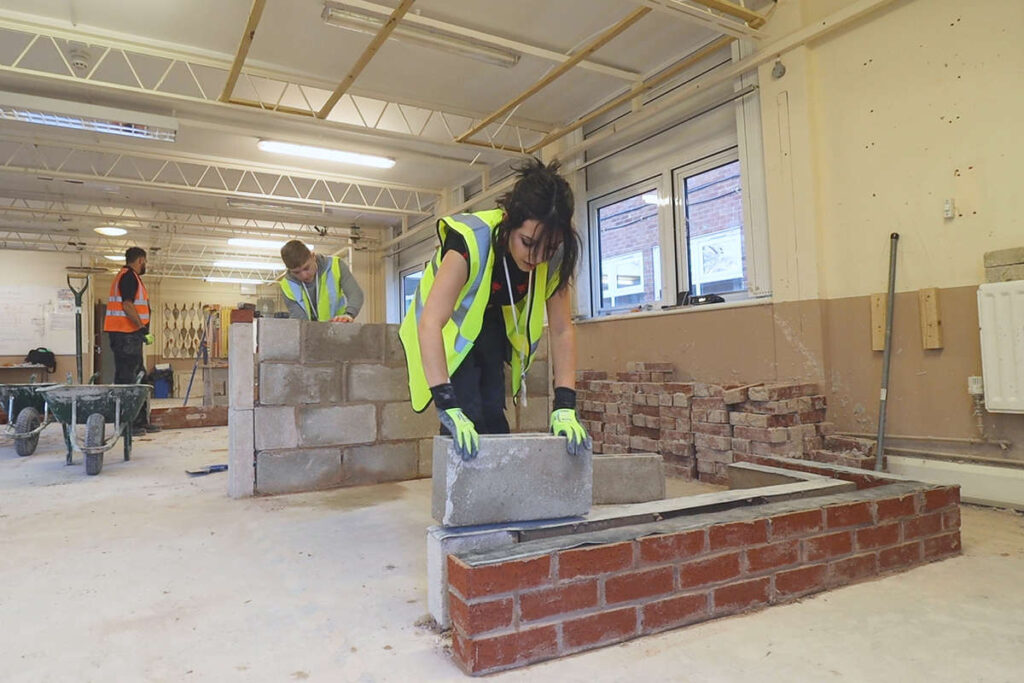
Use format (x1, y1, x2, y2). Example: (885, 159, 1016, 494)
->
(104, 246, 159, 435)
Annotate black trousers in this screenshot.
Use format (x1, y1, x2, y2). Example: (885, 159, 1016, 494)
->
(442, 309, 510, 435)
(108, 330, 148, 427)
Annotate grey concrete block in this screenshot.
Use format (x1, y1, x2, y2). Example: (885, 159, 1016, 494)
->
(254, 406, 298, 451)
(381, 401, 438, 440)
(427, 526, 518, 628)
(418, 437, 433, 478)
(515, 396, 550, 432)
(259, 362, 343, 405)
(984, 246, 1024, 268)
(431, 434, 592, 526)
(258, 318, 300, 361)
(255, 447, 343, 495)
(384, 324, 406, 367)
(348, 364, 410, 402)
(342, 441, 418, 485)
(298, 404, 376, 447)
(228, 408, 255, 498)
(592, 453, 666, 505)
(303, 322, 384, 363)
(229, 323, 255, 409)
(985, 264, 1024, 283)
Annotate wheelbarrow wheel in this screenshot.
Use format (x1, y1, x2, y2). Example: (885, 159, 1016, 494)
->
(85, 413, 105, 476)
(14, 407, 41, 457)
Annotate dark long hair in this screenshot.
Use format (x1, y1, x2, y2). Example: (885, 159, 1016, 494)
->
(495, 157, 579, 294)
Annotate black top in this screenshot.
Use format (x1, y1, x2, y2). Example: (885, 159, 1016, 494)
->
(442, 232, 530, 310)
(118, 268, 140, 301)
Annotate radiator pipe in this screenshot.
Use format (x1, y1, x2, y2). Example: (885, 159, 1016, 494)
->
(838, 431, 1012, 450)
(876, 232, 899, 471)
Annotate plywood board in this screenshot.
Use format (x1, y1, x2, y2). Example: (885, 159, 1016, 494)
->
(870, 293, 887, 351)
(918, 288, 943, 349)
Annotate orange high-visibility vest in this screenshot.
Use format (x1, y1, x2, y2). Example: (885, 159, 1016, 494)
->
(104, 267, 150, 333)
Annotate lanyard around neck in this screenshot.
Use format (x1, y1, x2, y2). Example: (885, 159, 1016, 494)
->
(503, 255, 532, 406)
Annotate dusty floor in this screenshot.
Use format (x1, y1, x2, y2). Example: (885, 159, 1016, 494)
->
(1, 426, 1023, 682)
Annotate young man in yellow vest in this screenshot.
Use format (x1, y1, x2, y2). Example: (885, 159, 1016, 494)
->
(400, 158, 590, 460)
(103, 246, 158, 435)
(279, 241, 364, 322)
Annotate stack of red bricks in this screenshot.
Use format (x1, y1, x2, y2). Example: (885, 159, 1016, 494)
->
(730, 382, 831, 460)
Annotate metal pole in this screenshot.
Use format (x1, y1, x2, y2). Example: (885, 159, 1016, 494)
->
(875, 232, 900, 471)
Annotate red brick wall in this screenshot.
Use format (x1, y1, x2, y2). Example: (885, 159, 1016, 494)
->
(447, 484, 961, 675)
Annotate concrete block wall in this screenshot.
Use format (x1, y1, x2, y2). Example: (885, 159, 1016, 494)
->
(228, 319, 551, 496)
(447, 478, 962, 675)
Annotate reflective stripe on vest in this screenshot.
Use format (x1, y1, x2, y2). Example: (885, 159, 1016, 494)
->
(279, 257, 347, 320)
(398, 209, 557, 412)
(104, 267, 150, 333)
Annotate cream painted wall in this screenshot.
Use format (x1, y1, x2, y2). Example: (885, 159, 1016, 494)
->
(760, 0, 1024, 302)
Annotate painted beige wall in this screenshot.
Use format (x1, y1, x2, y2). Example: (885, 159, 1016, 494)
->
(759, 0, 1024, 301)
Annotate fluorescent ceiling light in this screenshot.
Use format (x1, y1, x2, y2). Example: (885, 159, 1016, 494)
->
(257, 140, 395, 169)
(205, 277, 268, 285)
(94, 226, 128, 236)
(0, 92, 178, 142)
(227, 237, 314, 250)
(103, 254, 124, 261)
(213, 260, 284, 271)
(322, 4, 520, 69)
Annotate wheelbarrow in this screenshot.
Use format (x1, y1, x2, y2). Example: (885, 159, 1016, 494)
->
(0, 383, 60, 456)
(38, 384, 152, 476)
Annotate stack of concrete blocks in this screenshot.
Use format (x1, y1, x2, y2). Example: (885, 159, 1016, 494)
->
(984, 247, 1024, 283)
(227, 319, 551, 497)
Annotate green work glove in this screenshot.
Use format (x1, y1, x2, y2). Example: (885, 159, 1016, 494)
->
(143, 333, 155, 345)
(550, 408, 592, 456)
(438, 407, 480, 461)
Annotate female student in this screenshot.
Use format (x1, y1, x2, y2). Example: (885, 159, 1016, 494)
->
(399, 158, 591, 460)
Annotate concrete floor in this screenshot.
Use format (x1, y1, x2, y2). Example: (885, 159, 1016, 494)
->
(2, 426, 1023, 682)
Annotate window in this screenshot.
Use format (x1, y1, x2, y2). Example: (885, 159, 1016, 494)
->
(681, 159, 746, 296)
(589, 182, 666, 315)
(399, 266, 423, 315)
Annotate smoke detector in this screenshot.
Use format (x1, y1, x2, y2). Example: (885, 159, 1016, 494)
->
(68, 48, 91, 73)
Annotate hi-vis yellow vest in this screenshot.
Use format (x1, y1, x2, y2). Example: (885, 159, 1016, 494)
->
(399, 209, 561, 412)
(279, 256, 347, 321)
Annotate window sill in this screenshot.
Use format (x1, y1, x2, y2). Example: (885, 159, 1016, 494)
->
(575, 295, 772, 325)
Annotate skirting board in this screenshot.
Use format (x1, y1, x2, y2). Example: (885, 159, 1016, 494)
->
(887, 455, 1024, 511)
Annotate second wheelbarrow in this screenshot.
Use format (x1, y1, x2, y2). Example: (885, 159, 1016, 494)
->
(0, 383, 59, 457)
(38, 384, 152, 475)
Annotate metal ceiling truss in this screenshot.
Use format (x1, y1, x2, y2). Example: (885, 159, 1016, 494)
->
(637, 0, 767, 39)
(0, 134, 438, 218)
(0, 15, 548, 154)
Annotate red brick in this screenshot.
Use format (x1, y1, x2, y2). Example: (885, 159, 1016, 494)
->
(449, 593, 513, 635)
(923, 487, 960, 512)
(230, 309, 254, 323)
(606, 567, 675, 604)
(879, 542, 922, 571)
(454, 624, 559, 674)
(642, 593, 709, 633)
(709, 520, 769, 550)
(680, 552, 742, 588)
(733, 425, 789, 443)
(903, 512, 943, 540)
(448, 555, 551, 599)
(519, 581, 598, 622)
(775, 564, 827, 598)
(875, 495, 917, 521)
(562, 606, 638, 650)
(694, 433, 732, 450)
(923, 532, 962, 560)
(828, 553, 878, 585)
(638, 530, 704, 565)
(943, 507, 961, 531)
(797, 409, 827, 424)
(825, 502, 873, 529)
(745, 540, 799, 573)
(804, 531, 853, 561)
(692, 422, 732, 437)
(713, 577, 770, 614)
(855, 523, 900, 551)
(774, 509, 823, 540)
(557, 542, 633, 579)
(664, 382, 695, 395)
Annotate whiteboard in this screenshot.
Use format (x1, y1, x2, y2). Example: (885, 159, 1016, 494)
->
(0, 284, 80, 355)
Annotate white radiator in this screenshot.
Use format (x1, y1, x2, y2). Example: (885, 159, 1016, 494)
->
(977, 281, 1024, 413)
